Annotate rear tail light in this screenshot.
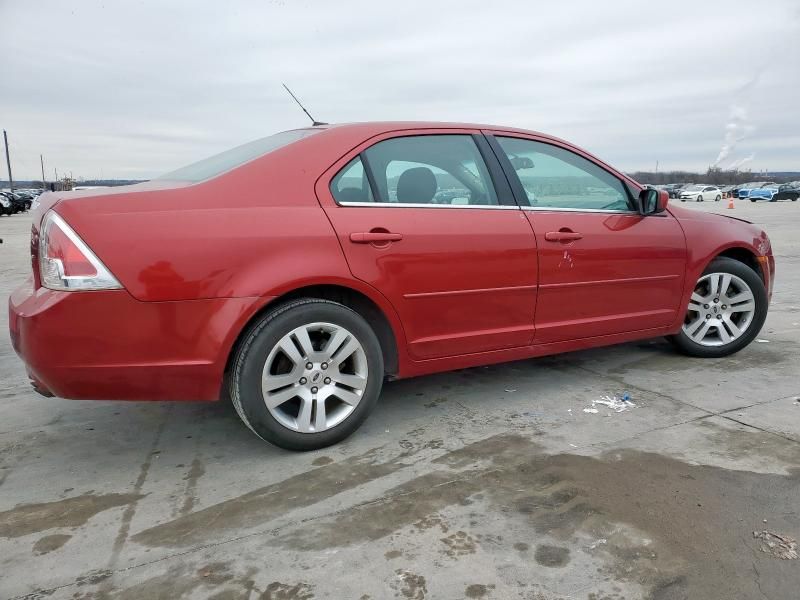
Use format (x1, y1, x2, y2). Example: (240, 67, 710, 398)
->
(39, 211, 122, 291)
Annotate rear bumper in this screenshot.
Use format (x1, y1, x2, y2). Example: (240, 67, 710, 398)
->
(9, 277, 271, 401)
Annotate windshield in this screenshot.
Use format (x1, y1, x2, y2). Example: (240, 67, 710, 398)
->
(156, 128, 320, 182)
(684, 185, 703, 191)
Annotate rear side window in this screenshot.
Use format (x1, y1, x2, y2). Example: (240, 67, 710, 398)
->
(330, 157, 374, 203)
(368, 135, 498, 206)
(157, 129, 319, 182)
(332, 135, 498, 206)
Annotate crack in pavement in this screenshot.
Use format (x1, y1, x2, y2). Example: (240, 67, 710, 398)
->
(93, 406, 172, 598)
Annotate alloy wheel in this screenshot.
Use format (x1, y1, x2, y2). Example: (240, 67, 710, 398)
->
(261, 322, 368, 433)
(682, 272, 756, 347)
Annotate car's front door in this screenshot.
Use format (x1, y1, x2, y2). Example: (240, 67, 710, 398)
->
(487, 133, 687, 344)
(317, 130, 539, 360)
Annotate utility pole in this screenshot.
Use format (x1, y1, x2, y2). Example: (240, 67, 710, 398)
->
(3, 130, 13, 192)
(40, 154, 46, 188)
(655, 160, 659, 174)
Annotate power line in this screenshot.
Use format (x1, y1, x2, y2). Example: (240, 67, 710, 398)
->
(3, 130, 14, 192)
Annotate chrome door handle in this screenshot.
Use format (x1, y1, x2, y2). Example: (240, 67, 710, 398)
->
(544, 231, 582, 242)
(350, 232, 403, 243)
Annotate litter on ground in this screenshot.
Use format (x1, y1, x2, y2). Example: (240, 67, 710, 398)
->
(753, 530, 798, 560)
(584, 393, 637, 414)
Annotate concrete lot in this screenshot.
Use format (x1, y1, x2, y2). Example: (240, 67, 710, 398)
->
(1, 200, 799, 600)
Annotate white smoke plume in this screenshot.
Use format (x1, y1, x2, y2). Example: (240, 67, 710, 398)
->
(726, 153, 755, 170)
(712, 60, 769, 168)
(713, 104, 755, 167)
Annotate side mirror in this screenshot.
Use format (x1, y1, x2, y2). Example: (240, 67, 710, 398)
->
(510, 156, 534, 170)
(638, 188, 668, 215)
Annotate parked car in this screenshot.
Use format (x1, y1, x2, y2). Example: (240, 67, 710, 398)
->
(9, 122, 774, 450)
(738, 182, 776, 199)
(12, 191, 35, 211)
(776, 183, 800, 201)
(730, 183, 749, 197)
(0, 193, 12, 216)
(666, 183, 691, 199)
(718, 185, 737, 198)
(747, 185, 780, 202)
(679, 185, 722, 202)
(0, 191, 29, 213)
(749, 183, 800, 202)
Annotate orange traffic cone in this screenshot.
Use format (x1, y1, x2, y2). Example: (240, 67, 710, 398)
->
(728, 197, 735, 209)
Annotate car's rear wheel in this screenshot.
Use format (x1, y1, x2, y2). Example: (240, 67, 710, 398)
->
(669, 257, 767, 358)
(229, 298, 384, 450)
(715, 195, 721, 201)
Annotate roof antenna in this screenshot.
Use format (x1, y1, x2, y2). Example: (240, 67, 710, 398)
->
(282, 83, 327, 126)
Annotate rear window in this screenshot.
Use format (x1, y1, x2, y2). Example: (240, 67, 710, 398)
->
(156, 129, 320, 182)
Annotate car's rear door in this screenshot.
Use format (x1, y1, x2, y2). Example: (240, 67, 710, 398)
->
(485, 131, 687, 344)
(316, 129, 539, 360)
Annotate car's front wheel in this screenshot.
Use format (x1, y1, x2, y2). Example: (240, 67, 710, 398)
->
(697, 195, 703, 202)
(229, 298, 384, 450)
(669, 257, 767, 358)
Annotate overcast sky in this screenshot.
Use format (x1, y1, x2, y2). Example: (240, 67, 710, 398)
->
(1, 0, 799, 180)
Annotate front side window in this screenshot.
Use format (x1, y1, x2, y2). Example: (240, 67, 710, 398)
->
(495, 137, 632, 211)
(361, 135, 499, 206)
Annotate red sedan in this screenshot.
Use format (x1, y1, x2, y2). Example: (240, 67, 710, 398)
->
(9, 122, 774, 450)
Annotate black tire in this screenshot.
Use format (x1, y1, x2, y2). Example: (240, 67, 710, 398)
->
(750, 198, 756, 203)
(229, 298, 384, 451)
(681, 198, 686, 202)
(715, 195, 721, 201)
(668, 257, 768, 358)
(697, 195, 703, 202)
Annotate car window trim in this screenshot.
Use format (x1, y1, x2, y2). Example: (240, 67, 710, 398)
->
(519, 206, 640, 214)
(332, 132, 513, 209)
(483, 133, 639, 214)
(337, 201, 521, 210)
(472, 133, 516, 206)
(360, 152, 381, 203)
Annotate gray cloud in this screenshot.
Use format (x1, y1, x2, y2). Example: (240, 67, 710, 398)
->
(1, 0, 798, 180)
